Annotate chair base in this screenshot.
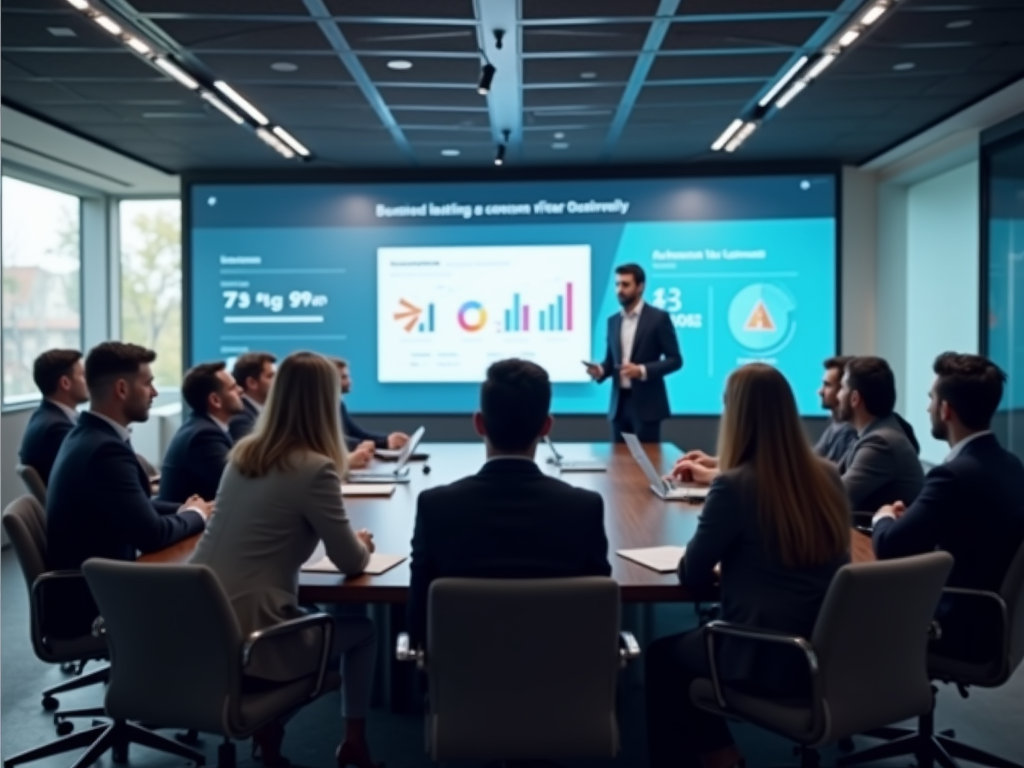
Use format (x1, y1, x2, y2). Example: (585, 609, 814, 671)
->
(2, 719, 205, 768)
(839, 718, 1022, 768)
(41, 665, 109, 709)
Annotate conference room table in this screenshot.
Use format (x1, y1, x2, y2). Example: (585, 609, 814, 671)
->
(142, 441, 876, 599)
(142, 442, 874, 708)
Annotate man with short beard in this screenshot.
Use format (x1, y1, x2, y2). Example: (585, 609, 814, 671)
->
(813, 355, 857, 462)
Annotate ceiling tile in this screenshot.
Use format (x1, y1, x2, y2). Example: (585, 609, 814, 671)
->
(523, 24, 650, 54)
(359, 55, 481, 84)
(338, 23, 478, 52)
(663, 19, 824, 50)
(648, 52, 791, 80)
(324, 0, 476, 18)
(523, 56, 636, 85)
(152, 19, 330, 51)
(131, 0, 311, 15)
(2, 50, 160, 79)
(196, 52, 353, 82)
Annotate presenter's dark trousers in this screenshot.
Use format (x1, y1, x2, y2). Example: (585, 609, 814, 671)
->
(611, 389, 661, 443)
(645, 628, 735, 768)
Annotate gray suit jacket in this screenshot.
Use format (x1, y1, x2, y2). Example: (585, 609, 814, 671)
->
(189, 451, 369, 680)
(838, 414, 925, 512)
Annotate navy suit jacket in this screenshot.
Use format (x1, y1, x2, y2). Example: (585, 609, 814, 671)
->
(19, 400, 75, 485)
(408, 458, 612, 644)
(341, 401, 387, 451)
(46, 412, 206, 637)
(873, 433, 1024, 661)
(228, 398, 259, 443)
(157, 413, 233, 503)
(599, 303, 682, 422)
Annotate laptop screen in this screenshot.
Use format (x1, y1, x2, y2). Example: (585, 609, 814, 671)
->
(393, 426, 425, 468)
(622, 434, 668, 491)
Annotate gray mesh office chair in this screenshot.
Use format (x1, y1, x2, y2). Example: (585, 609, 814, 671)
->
(78, 559, 336, 768)
(15, 464, 47, 506)
(690, 552, 954, 768)
(840, 541, 1024, 768)
(396, 577, 640, 763)
(1, 496, 109, 736)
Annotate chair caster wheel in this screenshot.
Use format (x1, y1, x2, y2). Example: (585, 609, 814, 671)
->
(60, 662, 76, 674)
(42, 696, 59, 712)
(176, 730, 201, 746)
(112, 745, 129, 763)
(838, 737, 855, 753)
(55, 720, 74, 737)
(940, 728, 956, 738)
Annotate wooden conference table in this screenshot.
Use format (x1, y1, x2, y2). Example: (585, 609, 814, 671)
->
(143, 441, 876, 602)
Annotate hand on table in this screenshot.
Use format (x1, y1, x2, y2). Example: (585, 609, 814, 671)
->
(349, 444, 374, 469)
(356, 529, 376, 554)
(387, 432, 409, 450)
(619, 362, 644, 380)
(872, 501, 906, 524)
(670, 460, 720, 486)
(681, 450, 718, 469)
(181, 498, 214, 521)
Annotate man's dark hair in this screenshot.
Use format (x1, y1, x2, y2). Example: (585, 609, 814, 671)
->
(182, 362, 227, 414)
(844, 356, 896, 418)
(933, 352, 1006, 431)
(232, 352, 276, 390)
(615, 263, 646, 286)
(33, 349, 82, 396)
(84, 342, 156, 395)
(328, 356, 348, 369)
(824, 355, 853, 373)
(480, 359, 551, 452)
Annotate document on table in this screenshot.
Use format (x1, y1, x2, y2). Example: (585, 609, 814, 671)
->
(302, 553, 407, 576)
(616, 546, 687, 573)
(341, 483, 396, 496)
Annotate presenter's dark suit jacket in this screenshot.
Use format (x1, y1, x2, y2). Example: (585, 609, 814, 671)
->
(408, 457, 612, 644)
(157, 413, 233, 504)
(873, 433, 1024, 661)
(228, 398, 259, 443)
(340, 401, 387, 452)
(680, 461, 849, 695)
(598, 304, 682, 422)
(46, 412, 206, 637)
(19, 399, 75, 485)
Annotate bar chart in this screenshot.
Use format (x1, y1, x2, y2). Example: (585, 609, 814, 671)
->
(502, 283, 575, 333)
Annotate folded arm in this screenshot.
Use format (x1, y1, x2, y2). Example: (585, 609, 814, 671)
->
(304, 463, 370, 576)
(873, 467, 956, 560)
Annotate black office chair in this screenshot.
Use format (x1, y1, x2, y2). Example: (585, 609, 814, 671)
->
(840, 540, 1024, 768)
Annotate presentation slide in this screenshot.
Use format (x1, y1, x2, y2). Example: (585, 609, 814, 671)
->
(188, 174, 837, 415)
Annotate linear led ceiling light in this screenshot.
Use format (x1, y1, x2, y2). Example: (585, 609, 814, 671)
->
(257, 128, 295, 159)
(154, 57, 199, 90)
(200, 92, 244, 124)
(710, 0, 899, 150)
(272, 127, 310, 157)
(66, 0, 90, 9)
(213, 81, 269, 126)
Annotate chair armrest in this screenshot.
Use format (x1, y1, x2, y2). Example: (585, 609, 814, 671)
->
(619, 631, 641, 667)
(703, 620, 822, 730)
(243, 613, 334, 698)
(31, 570, 88, 621)
(935, 587, 1010, 664)
(395, 632, 425, 668)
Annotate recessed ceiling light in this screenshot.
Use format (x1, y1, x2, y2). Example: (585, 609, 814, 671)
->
(580, 72, 597, 79)
(552, 142, 569, 150)
(893, 62, 916, 71)
(441, 149, 460, 157)
(553, 132, 565, 139)
(47, 27, 77, 37)
(946, 19, 972, 29)
(387, 60, 413, 71)
(271, 62, 298, 72)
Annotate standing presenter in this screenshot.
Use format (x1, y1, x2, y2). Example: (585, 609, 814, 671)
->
(585, 264, 683, 443)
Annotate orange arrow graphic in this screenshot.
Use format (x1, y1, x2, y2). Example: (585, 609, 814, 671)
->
(393, 298, 422, 332)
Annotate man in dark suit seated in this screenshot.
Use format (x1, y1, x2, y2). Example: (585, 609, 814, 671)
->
(19, 349, 89, 485)
(836, 356, 925, 511)
(158, 361, 243, 504)
(330, 356, 408, 451)
(408, 358, 612, 644)
(873, 352, 1024, 661)
(46, 342, 211, 637)
(227, 351, 276, 442)
(813, 355, 858, 463)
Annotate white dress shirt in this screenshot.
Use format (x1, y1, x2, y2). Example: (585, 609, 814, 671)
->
(619, 300, 647, 389)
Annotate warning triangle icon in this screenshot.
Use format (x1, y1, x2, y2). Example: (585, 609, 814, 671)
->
(744, 299, 776, 332)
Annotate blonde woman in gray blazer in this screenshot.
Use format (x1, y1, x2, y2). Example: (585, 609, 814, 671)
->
(190, 351, 381, 768)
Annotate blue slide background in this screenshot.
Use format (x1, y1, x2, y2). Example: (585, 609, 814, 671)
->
(188, 175, 836, 415)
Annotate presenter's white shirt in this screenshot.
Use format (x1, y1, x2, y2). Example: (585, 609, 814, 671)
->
(619, 300, 645, 389)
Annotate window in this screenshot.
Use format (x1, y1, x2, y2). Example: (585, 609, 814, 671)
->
(120, 199, 182, 386)
(1, 176, 82, 406)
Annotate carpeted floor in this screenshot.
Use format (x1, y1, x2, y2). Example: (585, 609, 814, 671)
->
(3, 550, 1022, 768)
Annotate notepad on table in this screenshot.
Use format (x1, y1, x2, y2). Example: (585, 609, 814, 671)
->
(616, 546, 686, 573)
(341, 483, 396, 497)
(302, 553, 407, 576)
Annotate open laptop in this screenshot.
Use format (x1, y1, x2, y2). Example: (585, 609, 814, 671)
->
(348, 426, 425, 484)
(543, 437, 606, 472)
(622, 433, 709, 502)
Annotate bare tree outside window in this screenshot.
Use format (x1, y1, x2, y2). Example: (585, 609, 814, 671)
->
(120, 199, 182, 386)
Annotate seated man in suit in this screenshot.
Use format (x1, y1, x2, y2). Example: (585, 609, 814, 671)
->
(228, 351, 276, 442)
(873, 352, 1024, 661)
(408, 358, 612, 645)
(19, 349, 89, 484)
(331, 357, 408, 451)
(158, 361, 243, 504)
(814, 355, 857, 463)
(47, 341, 211, 637)
(836, 356, 924, 511)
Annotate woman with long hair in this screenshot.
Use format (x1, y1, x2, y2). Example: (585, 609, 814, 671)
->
(190, 351, 381, 768)
(646, 363, 851, 768)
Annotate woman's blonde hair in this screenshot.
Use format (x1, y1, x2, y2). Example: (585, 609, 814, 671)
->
(230, 351, 348, 478)
(717, 363, 850, 567)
